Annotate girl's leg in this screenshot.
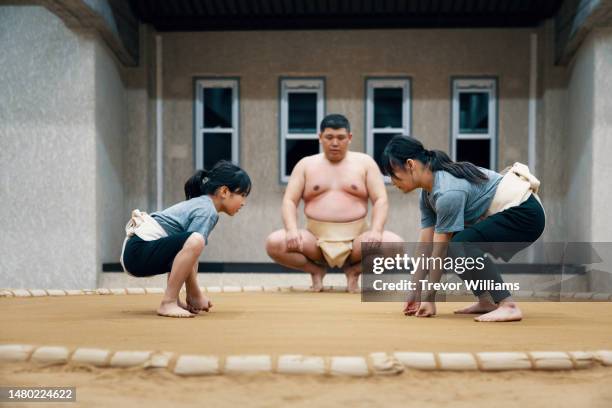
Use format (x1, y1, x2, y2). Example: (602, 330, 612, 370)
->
(450, 222, 521, 321)
(185, 263, 212, 313)
(472, 197, 544, 321)
(474, 297, 522, 322)
(158, 233, 205, 318)
(170, 268, 210, 313)
(448, 230, 500, 314)
(453, 266, 497, 314)
(168, 273, 189, 312)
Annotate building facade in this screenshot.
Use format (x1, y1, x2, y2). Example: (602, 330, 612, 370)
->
(1, 1, 611, 289)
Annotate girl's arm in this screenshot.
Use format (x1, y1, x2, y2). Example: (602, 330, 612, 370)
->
(419, 191, 464, 301)
(414, 232, 452, 317)
(424, 232, 452, 298)
(404, 227, 434, 315)
(411, 227, 434, 284)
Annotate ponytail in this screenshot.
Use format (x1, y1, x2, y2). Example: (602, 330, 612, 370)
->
(428, 149, 489, 184)
(184, 161, 252, 200)
(184, 169, 209, 200)
(380, 135, 488, 184)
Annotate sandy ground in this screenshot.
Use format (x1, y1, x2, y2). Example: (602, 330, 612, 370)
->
(1, 292, 611, 407)
(1, 292, 612, 355)
(1, 363, 612, 408)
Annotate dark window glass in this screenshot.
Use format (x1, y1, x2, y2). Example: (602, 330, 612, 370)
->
(286, 139, 319, 176)
(204, 88, 232, 128)
(374, 88, 403, 128)
(288, 93, 317, 133)
(203, 133, 232, 168)
(456, 139, 491, 169)
(373, 133, 397, 173)
(459, 92, 489, 134)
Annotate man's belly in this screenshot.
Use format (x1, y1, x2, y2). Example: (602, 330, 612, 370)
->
(304, 191, 368, 222)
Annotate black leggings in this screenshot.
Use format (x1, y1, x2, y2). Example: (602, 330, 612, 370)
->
(122, 232, 193, 277)
(450, 194, 546, 303)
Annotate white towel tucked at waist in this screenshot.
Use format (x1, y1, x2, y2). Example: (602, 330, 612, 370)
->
(119, 209, 169, 273)
(485, 162, 543, 218)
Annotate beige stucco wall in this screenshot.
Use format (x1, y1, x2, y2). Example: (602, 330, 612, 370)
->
(158, 28, 533, 262)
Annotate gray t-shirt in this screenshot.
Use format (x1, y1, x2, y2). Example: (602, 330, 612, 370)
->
(151, 195, 219, 243)
(420, 169, 502, 233)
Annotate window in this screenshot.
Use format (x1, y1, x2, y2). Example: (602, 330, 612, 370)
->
(451, 78, 497, 170)
(280, 78, 325, 182)
(366, 78, 411, 174)
(195, 79, 239, 169)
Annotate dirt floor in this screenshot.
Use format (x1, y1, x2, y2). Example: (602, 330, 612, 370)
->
(1, 292, 612, 407)
(1, 363, 611, 408)
(1, 292, 612, 355)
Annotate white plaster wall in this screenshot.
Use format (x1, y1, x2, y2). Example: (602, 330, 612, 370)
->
(0, 5, 127, 288)
(0, 6, 97, 289)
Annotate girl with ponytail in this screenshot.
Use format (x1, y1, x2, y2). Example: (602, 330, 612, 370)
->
(380, 135, 545, 322)
(121, 160, 252, 318)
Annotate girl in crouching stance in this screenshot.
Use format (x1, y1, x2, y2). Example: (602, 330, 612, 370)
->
(120, 161, 251, 318)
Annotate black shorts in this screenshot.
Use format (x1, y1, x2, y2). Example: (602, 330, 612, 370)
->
(451, 193, 546, 260)
(448, 194, 546, 302)
(122, 232, 192, 277)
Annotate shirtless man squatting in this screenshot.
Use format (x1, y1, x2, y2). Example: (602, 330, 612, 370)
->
(266, 114, 403, 293)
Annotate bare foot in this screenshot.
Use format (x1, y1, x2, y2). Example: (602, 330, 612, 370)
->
(475, 302, 522, 322)
(311, 272, 324, 292)
(454, 300, 498, 314)
(346, 274, 360, 293)
(309, 264, 326, 292)
(342, 263, 361, 293)
(177, 298, 192, 312)
(157, 300, 195, 318)
(187, 294, 213, 313)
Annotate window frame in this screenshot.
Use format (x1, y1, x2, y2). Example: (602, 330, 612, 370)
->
(279, 77, 325, 184)
(365, 77, 412, 181)
(450, 77, 498, 171)
(194, 78, 240, 169)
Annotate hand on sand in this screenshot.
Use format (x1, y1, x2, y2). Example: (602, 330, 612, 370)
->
(415, 301, 436, 317)
(187, 294, 213, 314)
(403, 291, 420, 315)
(177, 295, 212, 314)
